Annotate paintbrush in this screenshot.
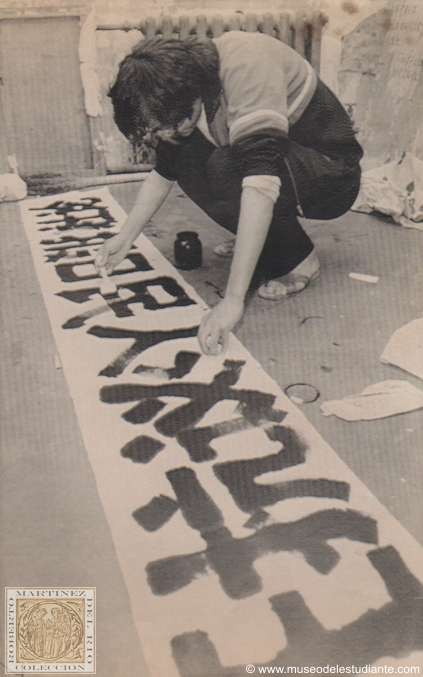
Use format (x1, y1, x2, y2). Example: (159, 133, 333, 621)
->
(99, 267, 117, 296)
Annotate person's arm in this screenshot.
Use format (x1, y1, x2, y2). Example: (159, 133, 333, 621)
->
(95, 170, 174, 274)
(198, 186, 274, 355)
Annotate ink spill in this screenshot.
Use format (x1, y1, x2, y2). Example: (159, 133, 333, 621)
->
(214, 426, 349, 512)
(172, 547, 423, 674)
(133, 351, 201, 380)
(32, 197, 117, 232)
(101, 360, 289, 460)
(121, 435, 165, 463)
(55, 252, 152, 284)
(59, 277, 196, 330)
(123, 399, 167, 425)
(147, 470, 378, 598)
(90, 325, 200, 377)
(132, 495, 179, 532)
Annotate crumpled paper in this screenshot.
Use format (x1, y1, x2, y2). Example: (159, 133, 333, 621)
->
(321, 380, 423, 421)
(0, 173, 27, 202)
(381, 318, 423, 381)
(352, 154, 423, 231)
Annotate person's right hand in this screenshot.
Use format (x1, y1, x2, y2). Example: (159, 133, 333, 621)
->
(95, 234, 132, 275)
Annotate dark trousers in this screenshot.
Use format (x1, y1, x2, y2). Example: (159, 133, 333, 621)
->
(171, 86, 363, 280)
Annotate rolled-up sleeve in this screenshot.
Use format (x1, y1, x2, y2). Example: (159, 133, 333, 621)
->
(231, 133, 290, 178)
(242, 175, 281, 203)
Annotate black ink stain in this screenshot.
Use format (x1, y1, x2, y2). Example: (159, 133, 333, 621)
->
(58, 288, 99, 304)
(171, 631, 222, 676)
(102, 361, 287, 462)
(133, 351, 201, 380)
(62, 302, 111, 329)
(101, 360, 245, 438)
(46, 248, 90, 263)
(42, 230, 115, 249)
(59, 277, 195, 329)
(171, 545, 422, 674)
(243, 509, 271, 529)
(146, 466, 377, 599)
(299, 316, 324, 327)
(123, 398, 167, 425)
(214, 426, 349, 512)
(148, 552, 208, 595)
(176, 411, 288, 464)
(176, 416, 256, 463)
(132, 495, 179, 531)
(89, 325, 199, 377)
(32, 197, 117, 232)
(55, 252, 152, 284)
(121, 435, 165, 463)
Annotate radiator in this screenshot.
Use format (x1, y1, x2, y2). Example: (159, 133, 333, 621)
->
(95, 10, 328, 174)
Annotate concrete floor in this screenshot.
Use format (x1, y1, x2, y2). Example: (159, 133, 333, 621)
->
(1, 181, 422, 676)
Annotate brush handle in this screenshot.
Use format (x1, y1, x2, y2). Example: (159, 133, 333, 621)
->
(99, 266, 117, 295)
(100, 267, 109, 282)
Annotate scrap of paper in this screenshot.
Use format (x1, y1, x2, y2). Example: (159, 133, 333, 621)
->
(381, 318, 423, 381)
(348, 272, 379, 284)
(351, 154, 423, 231)
(321, 380, 423, 421)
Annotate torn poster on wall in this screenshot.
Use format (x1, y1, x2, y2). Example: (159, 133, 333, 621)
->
(20, 187, 423, 676)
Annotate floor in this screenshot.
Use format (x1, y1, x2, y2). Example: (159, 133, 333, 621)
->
(111, 182, 423, 542)
(1, 181, 422, 676)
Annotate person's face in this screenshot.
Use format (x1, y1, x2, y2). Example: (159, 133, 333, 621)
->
(153, 98, 202, 145)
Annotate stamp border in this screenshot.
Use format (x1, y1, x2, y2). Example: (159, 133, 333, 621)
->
(5, 588, 96, 674)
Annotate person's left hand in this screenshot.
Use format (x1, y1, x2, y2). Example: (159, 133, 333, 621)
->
(197, 296, 244, 355)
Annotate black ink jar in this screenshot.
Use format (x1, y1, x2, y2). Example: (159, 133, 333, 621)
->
(174, 231, 202, 270)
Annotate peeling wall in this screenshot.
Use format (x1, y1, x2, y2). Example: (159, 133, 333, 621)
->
(2, 0, 420, 174)
(359, 0, 423, 167)
(338, 9, 391, 128)
(337, 0, 423, 168)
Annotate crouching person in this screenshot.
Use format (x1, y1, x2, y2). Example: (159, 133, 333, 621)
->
(96, 32, 362, 355)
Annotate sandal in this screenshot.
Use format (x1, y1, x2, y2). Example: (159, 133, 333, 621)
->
(214, 239, 236, 258)
(258, 269, 319, 300)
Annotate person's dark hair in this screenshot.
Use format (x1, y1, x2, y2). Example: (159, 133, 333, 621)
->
(109, 37, 208, 142)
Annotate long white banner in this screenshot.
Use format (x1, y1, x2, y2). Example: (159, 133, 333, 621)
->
(20, 187, 423, 676)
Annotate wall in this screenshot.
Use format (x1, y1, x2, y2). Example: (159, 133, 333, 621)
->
(2, 0, 420, 174)
(0, 15, 93, 175)
(0, 0, 389, 92)
(336, 0, 423, 169)
(359, 0, 423, 167)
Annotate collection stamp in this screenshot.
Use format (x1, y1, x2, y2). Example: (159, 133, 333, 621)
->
(5, 588, 95, 673)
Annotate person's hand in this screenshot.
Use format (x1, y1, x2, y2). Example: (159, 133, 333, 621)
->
(95, 234, 132, 275)
(197, 296, 244, 355)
